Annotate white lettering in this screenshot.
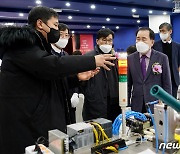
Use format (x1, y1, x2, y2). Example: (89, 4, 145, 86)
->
(166, 143, 172, 149)
(159, 142, 180, 149)
(159, 143, 165, 149)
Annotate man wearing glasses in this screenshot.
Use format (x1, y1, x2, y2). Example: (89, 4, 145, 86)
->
(82, 28, 121, 122)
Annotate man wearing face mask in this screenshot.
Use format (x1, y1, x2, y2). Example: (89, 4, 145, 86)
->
(51, 23, 95, 124)
(51, 23, 70, 56)
(0, 7, 116, 154)
(153, 22, 180, 98)
(128, 27, 172, 113)
(82, 28, 121, 122)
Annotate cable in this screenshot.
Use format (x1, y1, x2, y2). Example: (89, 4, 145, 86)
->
(112, 111, 147, 135)
(146, 104, 159, 153)
(92, 125, 99, 145)
(162, 105, 168, 154)
(90, 122, 110, 142)
(105, 146, 118, 153)
(90, 121, 119, 153)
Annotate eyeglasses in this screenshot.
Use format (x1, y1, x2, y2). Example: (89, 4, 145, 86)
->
(101, 38, 113, 44)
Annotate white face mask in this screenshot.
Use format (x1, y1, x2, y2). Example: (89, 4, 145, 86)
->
(55, 38, 69, 49)
(159, 33, 169, 41)
(136, 41, 150, 54)
(99, 44, 112, 53)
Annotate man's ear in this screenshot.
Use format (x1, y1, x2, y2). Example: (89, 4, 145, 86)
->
(151, 40, 155, 47)
(36, 19, 43, 30)
(169, 29, 172, 35)
(96, 39, 99, 45)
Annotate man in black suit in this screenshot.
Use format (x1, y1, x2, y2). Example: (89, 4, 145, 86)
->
(153, 22, 180, 98)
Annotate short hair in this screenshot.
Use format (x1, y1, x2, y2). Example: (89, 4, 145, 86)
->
(28, 6, 58, 28)
(126, 45, 137, 55)
(72, 50, 82, 55)
(136, 27, 155, 40)
(159, 22, 172, 31)
(96, 28, 114, 39)
(58, 23, 70, 34)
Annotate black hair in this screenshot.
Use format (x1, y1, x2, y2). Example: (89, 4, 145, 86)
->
(136, 27, 155, 40)
(126, 45, 137, 55)
(58, 23, 70, 34)
(159, 22, 172, 31)
(72, 50, 82, 55)
(28, 6, 58, 28)
(96, 28, 114, 39)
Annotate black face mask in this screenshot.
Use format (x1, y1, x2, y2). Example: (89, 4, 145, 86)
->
(43, 23, 60, 43)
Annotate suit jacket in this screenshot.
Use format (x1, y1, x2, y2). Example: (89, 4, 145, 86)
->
(128, 49, 172, 112)
(82, 46, 120, 121)
(153, 40, 180, 86)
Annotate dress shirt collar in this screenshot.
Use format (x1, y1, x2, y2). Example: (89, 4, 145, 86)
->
(162, 39, 172, 44)
(51, 44, 62, 54)
(139, 49, 152, 59)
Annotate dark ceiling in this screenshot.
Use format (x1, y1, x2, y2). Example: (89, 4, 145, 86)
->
(0, 0, 175, 33)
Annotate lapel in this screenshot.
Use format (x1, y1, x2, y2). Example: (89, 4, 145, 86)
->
(144, 49, 158, 81)
(133, 52, 143, 80)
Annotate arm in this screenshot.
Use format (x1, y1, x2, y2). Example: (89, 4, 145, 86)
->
(162, 55, 172, 94)
(12, 46, 115, 80)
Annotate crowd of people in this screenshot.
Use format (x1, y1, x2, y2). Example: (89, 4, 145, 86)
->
(0, 6, 179, 154)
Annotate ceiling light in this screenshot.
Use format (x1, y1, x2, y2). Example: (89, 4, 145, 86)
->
(35, 0, 42, 5)
(132, 14, 139, 18)
(72, 31, 75, 34)
(4, 23, 14, 26)
(114, 8, 117, 10)
(137, 20, 141, 23)
(163, 11, 167, 15)
(87, 25, 91, 28)
(102, 26, 105, 28)
(116, 26, 119, 29)
(149, 10, 153, 14)
(68, 16, 72, 19)
(132, 9, 136, 13)
(19, 13, 24, 17)
(66, 2, 71, 7)
(106, 18, 110, 21)
(90, 4, 96, 9)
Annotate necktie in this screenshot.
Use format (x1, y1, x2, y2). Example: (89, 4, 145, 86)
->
(141, 55, 146, 79)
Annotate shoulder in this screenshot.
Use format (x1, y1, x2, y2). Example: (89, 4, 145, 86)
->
(127, 51, 138, 59)
(152, 49, 166, 57)
(153, 40, 161, 46)
(0, 26, 37, 50)
(172, 41, 180, 47)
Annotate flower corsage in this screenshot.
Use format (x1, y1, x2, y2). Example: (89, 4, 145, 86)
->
(152, 62, 162, 74)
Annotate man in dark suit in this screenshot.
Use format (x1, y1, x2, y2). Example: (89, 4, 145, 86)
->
(153, 22, 180, 98)
(82, 28, 121, 122)
(128, 27, 172, 113)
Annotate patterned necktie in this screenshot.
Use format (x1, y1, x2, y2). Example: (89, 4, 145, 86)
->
(141, 55, 146, 79)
